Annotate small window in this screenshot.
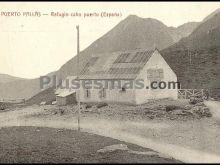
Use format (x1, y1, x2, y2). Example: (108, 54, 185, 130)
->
(147, 69, 154, 79)
(99, 88, 106, 98)
(158, 69, 164, 79)
(84, 89, 91, 98)
(147, 69, 164, 80)
(119, 87, 126, 93)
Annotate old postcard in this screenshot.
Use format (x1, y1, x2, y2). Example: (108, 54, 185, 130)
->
(0, 1, 220, 163)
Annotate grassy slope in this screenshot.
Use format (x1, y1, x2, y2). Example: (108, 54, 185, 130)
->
(162, 47, 220, 89)
(161, 13, 220, 98)
(0, 126, 180, 163)
(25, 87, 56, 105)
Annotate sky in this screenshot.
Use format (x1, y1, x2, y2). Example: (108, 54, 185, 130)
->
(0, 2, 220, 79)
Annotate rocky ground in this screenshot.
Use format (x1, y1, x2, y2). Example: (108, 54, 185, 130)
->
(41, 98, 212, 121)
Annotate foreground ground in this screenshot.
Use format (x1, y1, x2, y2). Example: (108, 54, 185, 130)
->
(0, 99, 220, 163)
(0, 126, 179, 163)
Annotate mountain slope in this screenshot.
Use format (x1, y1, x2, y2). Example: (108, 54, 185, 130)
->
(25, 87, 56, 105)
(173, 12, 220, 49)
(161, 13, 220, 90)
(0, 78, 40, 99)
(0, 73, 25, 84)
(203, 8, 220, 22)
(0, 15, 204, 99)
(0, 72, 57, 100)
(56, 15, 199, 79)
(168, 22, 200, 42)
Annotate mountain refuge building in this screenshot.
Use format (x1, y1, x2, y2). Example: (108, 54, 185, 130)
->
(55, 49, 178, 105)
(77, 48, 178, 105)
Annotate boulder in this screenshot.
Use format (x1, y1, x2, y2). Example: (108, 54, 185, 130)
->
(97, 144, 128, 153)
(184, 105, 192, 110)
(196, 102, 205, 106)
(191, 106, 200, 113)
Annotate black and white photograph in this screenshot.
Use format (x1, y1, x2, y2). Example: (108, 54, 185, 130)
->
(0, 1, 220, 163)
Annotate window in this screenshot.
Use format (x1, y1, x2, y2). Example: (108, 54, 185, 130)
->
(147, 69, 154, 79)
(84, 89, 91, 98)
(121, 87, 126, 92)
(119, 87, 126, 93)
(99, 88, 106, 98)
(158, 69, 164, 79)
(147, 69, 164, 80)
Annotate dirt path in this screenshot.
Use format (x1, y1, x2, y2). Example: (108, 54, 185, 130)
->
(0, 106, 220, 163)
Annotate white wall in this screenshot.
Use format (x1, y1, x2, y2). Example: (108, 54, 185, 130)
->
(79, 88, 136, 104)
(78, 50, 178, 105)
(135, 50, 178, 104)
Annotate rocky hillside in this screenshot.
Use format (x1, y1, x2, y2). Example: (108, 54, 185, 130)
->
(161, 12, 220, 92)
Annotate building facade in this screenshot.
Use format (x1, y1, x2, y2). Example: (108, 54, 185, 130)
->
(56, 90, 76, 106)
(78, 49, 178, 105)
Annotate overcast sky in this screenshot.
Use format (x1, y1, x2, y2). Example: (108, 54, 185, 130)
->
(0, 2, 220, 79)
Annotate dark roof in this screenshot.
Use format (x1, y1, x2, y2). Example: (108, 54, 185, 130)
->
(79, 49, 155, 80)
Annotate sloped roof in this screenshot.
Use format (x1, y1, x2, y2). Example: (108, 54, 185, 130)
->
(79, 49, 155, 79)
(57, 89, 76, 97)
(55, 88, 65, 95)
